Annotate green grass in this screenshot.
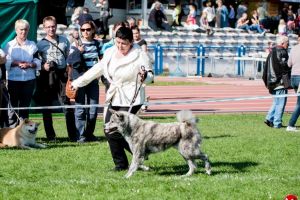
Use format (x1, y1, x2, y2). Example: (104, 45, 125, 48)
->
(0, 113, 299, 199)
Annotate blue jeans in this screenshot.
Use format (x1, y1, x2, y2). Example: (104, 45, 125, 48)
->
(288, 75, 300, 126)
(238, 24, 250, 32)
(266, 88, 287, 128)
(74, 79, 99, 140)
(249, 24, 264, 33)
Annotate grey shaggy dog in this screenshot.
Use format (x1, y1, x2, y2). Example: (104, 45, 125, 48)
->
(105, 109, 212, 178)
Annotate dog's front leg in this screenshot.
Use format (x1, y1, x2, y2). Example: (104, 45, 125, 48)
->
(33, 143, 47, 148)
(125, 155, 140, 178)
(19, 145, 34, 150)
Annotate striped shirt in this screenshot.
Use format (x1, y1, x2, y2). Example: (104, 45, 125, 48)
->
(81, 40, 103, 68)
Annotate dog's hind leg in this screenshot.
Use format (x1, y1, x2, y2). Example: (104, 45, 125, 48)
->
(197, 152, 211, 175)
(184, 159, 197, 176)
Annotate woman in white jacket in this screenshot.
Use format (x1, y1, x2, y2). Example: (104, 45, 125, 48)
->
(72, 26, 154, 170)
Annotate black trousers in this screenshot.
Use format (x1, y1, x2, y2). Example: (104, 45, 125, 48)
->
(104, 104, 142, 169)
(7, 79, 36, 128)
(34, 69, 76, 141)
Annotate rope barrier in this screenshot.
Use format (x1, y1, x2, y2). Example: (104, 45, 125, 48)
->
(0, 93, 299, 110)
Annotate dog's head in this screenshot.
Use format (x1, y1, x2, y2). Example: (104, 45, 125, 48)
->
(20, 119, 40, 136)
(105, 109, 130, 136)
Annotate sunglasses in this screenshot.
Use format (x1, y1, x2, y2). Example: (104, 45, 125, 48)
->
(80, 28, 92, 32)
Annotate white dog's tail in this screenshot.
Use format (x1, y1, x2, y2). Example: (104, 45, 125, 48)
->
(176, 110, 197, 125)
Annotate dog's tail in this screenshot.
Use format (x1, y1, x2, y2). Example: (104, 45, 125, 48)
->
(176, 110, 197, 125)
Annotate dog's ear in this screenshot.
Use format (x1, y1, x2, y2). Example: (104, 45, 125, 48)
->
(36, 122, 41, 127)
(109, 108, 116, 114)
(114, 112, 124, 121)
(23, 118, 29, 124)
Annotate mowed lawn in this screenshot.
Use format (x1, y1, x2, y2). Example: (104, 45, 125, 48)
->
(0, 113, 299, 200)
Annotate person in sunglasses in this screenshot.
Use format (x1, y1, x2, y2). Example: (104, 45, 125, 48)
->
(71, 27, 154, 171)
(68, 19, 103, 143)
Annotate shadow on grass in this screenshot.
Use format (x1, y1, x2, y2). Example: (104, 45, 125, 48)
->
(37, 136, 107, 148)
(155, 161, 259, 176)
(203, 134, 233, 139)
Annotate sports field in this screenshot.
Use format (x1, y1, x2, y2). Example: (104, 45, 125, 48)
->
(0, 113, 299, 200)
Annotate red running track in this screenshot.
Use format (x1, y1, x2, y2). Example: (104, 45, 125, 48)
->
(99, 77, 297, 115)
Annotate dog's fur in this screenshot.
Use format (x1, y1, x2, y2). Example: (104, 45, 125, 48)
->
(0, 119, 46, 149)
(105, 109, 211, 178)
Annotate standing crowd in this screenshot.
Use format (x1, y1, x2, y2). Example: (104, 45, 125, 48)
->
(0, 2, 155, 170)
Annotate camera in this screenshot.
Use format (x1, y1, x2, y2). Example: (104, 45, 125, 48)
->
(48, 61, 57, 71)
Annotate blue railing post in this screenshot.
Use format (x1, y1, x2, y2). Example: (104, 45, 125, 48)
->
(159, 45, 163, 74)
(196, 44, 205, 76)
(154, 44, 160, 75)
(237, 45, 246, 76)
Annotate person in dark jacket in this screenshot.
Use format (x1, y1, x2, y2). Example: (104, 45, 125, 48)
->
(35, 16, 76, 142)
(148, 1, 172, 31)
(263, 35, 290, 128)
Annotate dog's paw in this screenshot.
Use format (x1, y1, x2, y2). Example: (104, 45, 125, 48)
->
(125, 172, 133, 179)
(205, 169, 212, 175)
(37, 143, 47, 148)
(139, 165, 150, 171)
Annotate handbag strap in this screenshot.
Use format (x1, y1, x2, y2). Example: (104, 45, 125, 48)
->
(42, 36, 66, 59)
(67, 65, 73, 80)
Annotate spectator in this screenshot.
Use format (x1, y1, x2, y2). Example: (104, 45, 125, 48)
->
(186, 4, 197, 26)
(281, 3, 289, 23)
(71, 6, 83, 26)
(228, 4, 236, 28)
(203, 0, 216, 28)
(35, 16, 76, 142)
(4, 19, 41, 128)
(215, 0, 228, 28)
(101, 21, 127, 54)
(236, 1, 247, 20)
(71, 26, 154, 171)
(286, 34, 300, 132)
(278, 19, 287, 35)
(236, 13, 251, 33)
(199, 11, 214, 36)
(83, 7, 89, 14)
(68, 20, 102, 143)
(0, 49, 8, 128)
(257, 2, 268, 27)
(93, 0, 110, 39)
(68, 27, 82, 46)
(287, 9, 296, 34)
(263, 35, 290, 129)
(250, 10, 266, 35)
(132, 25, 147, 52)
(172, 0, 183, 27)
(148, 1, 172, 31)
(127, 17, 136, 29)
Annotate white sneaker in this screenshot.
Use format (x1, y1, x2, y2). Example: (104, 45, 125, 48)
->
(286, 126, 299, 132)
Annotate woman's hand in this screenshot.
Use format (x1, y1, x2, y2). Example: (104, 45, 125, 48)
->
(18, 61, 35, 69)
(139, 66, 147, 82)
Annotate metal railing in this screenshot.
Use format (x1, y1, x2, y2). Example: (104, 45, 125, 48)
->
(149, 44, 266, 76)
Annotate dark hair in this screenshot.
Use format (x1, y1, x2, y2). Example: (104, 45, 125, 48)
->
(113, 21, 126, 31)
(115, 27, 133, 43)
(131, 25, 140, 33)
(80, 20, 97, 38)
